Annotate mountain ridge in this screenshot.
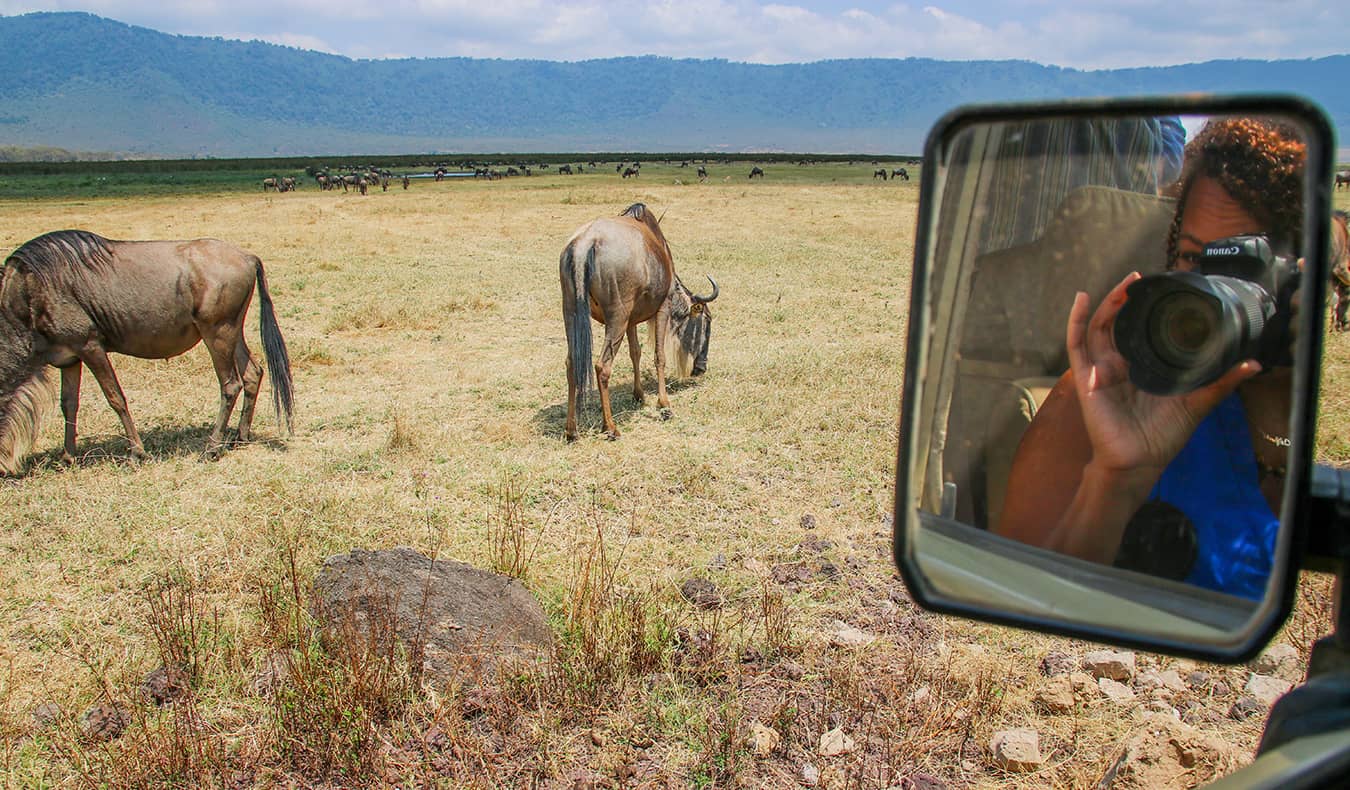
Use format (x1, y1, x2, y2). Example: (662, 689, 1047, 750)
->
(2, 11, 1346, 157)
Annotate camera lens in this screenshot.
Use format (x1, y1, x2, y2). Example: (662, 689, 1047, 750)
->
(1147, 291, 1222, 369)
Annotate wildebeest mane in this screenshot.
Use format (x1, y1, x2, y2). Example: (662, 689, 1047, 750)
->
(620, 203, 648, 221)
(6, 230, 115, 291)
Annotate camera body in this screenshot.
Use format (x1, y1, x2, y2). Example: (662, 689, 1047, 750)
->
(1114, 235, 1299, 395)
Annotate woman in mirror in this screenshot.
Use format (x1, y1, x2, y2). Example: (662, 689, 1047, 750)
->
(997, 117, 1305, 600)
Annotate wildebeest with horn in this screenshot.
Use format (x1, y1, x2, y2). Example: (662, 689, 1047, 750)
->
(0, 230, 294, 473)
(559, 203, 718, 441)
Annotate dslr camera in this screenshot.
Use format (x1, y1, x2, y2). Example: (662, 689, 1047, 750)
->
(1113, 235, 1299, 395)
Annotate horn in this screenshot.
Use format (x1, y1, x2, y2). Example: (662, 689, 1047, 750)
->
(656, 209, 667, 225)
(691, 275, 719, 304)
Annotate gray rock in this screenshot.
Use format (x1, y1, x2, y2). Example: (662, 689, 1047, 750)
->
(1096, 714, 1238, 788)
(313, 547, 552, 684)
(799, 761, 820, 787)
(897, 773, 949, 790)
(800, 514, 817, 529)
(31, 701, 62, 730)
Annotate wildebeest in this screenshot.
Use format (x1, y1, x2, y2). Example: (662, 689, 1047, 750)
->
(262, 177, 279, 192)
(697, 165, 708, 181)
(622, 167, 639, 178)
(279, 176, 297, 192)
(873, 169, 888, 180)
(748, 166, 764, 179)
(1332, 210, 1350, 332)
(559, 165, 573, 175)
(892, 168, 910, 181)
(1337, 171, 1350, 190)
(559, 203, 718, 441)
(0, 230, 294, 473)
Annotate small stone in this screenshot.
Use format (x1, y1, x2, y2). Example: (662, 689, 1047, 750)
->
(1069, 672, 1097, 697)
(708, 553, 727, 571)
(1039, 650, 1076, 677)
(818, 727, 856, 756)
(746, 721, 780, 758)
(989, 728, 1044, 772)
(898, 772, 949, 790)
(253, 650, 292, 697)
(1180, 701, 1224, 725)
(81, 703, 131, 742)
(1211, 681, 1231, 697)
(1186, 670, 1212, 690)
(590, 729, 605, 747)
(830, 626, 875, 648)
(909, 685, 931, 706)
(1034, 676, 1076, 714)
(1099, 677, 1137, 705)
(1229, 696, 1264, 720)
(1251, 643, 1303, 683)
(817, 561, 841, 580)
(799, 761, 820, 786)
(1244, 674, 1293, 706)
(1084, 650, 1136, 681)
(679, 577, 723, 610)
(142, 665, 190, 706)
(775, 660, 805, 681)
(800, 514, 817, 529)
(31, 701, 62, 730)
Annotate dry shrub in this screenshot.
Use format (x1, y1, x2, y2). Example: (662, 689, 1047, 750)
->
(547, 513, 673, 706)
(486, 475, 543, 579)
(255, 540, 421, 781)
(386, 411, 420, 454)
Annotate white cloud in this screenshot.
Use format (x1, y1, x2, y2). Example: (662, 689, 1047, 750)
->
(0, 1, 1344, 67)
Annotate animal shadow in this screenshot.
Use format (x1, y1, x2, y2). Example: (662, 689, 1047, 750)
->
(532, 376, 700, 439)
(25, 423, 285, 473)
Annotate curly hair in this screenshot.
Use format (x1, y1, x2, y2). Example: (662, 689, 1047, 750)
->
(1165, 117, 1306, 267)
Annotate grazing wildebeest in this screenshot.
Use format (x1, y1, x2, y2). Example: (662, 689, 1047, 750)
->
(697, 165, 708, 181)
(262, 177, 279, 192)
(1331, 210, 1350, 332)
(748, 166, 764, 179)
(402, 174, 410, 189)
(623, 167, 639, 178)
(315, 174, 330, 190)
(1337, 171, 1350, 190)
(616, 163, 624, 174)
(559, 203, 718, 441)
(559, 165, 573, 175)
(873, 169, 888, 180)
(280, 176, 297, 192)
(0, 230, 294, 473)
(357, 175, 369, 195)
(892, 168, 910, 181)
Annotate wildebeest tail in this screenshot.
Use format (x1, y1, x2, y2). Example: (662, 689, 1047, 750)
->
(254, 260, 294, 434)
(562, 242, 595, 397)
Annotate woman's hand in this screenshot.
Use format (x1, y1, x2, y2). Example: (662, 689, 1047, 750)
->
(1066, 272, 1262, 475)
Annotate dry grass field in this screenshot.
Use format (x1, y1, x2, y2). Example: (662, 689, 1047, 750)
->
(0, 165, 1344, 788)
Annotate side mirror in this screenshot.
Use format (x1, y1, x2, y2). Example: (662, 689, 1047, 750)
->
(892, 96, 1337, 662)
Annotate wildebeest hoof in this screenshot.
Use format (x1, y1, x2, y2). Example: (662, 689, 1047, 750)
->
(606, 430, 621, 441)
(201, 446, 223, 462)
(659, 408, 672, 421)
(59, 452, 76, 467)
(565, 432, 579, 443)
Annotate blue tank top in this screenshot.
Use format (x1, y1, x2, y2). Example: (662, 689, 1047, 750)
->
(1148, 393, 1279, 600)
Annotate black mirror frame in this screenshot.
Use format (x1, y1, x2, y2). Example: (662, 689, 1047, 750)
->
(892, 94, 1337, 663)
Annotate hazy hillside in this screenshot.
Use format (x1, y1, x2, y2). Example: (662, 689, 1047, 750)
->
(1, 11, 1346, 156)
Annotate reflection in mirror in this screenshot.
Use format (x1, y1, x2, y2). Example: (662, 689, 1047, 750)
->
(908, 109, 1316, 643)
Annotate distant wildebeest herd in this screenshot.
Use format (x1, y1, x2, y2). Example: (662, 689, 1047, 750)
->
(0, 199, 722, 471)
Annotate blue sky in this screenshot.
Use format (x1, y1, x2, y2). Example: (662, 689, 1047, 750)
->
(1, 1, 1345, 68)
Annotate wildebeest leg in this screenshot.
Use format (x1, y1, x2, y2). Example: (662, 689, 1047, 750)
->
(202, 324, 246, 459)
(59, 363, 82, 465)
(79, 345, 147, 461)
(232, 336, 264, 443)
(596, 324, 626, 439)
(651, 316, 672, 415)
(1336, 282, 1350, 331)
(627, 324, 644, 405)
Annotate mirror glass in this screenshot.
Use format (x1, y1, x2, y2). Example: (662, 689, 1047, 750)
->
(897, 102, 1329, 656)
